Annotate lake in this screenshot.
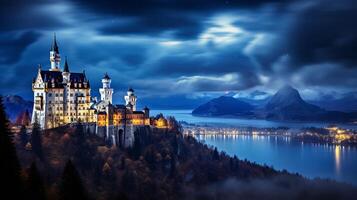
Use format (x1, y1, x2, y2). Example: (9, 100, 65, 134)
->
(152, 109, 357, 185)
(151, 109, 357, 130)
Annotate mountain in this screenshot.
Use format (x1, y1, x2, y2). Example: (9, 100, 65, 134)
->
(260, 86, 353, 121)
(3, 95, 33, 122)
(192, 96, 254, 116)
(234, 90, 271, 107)
(192, 86, 357, 122)
(309, 92, 357, 112)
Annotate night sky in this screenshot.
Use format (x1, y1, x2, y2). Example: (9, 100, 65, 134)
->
(1, 0, 357, 105)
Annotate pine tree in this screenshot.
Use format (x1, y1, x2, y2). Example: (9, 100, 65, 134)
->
(172, 134, 179, 156)
(129, 130, 142, 159)
(27, 162, 46, 200)
(121, 169, 136, 193)
(169, 155, 177, 178)
(31, 119, 44, 160)
(0, 96, 24, 198)
(60, 160, 87, 200)
(213, 147, 219, 160)
(73, 122, 92, 169)
(19, 125, 28, 147)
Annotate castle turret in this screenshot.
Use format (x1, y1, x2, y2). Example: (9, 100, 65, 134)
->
(124, 87, 137, 111)
(62, 57, 70, 83)
(50, 33, 61, 71)
(143, 106, 149, 118)
(99, 73, 114, 104)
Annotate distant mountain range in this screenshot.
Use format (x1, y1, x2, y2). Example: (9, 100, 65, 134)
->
(192, 96, 254, 117)
(309, 92, 357, 112)
(193, 86, 357, 122)
(3, 95, 33, 122)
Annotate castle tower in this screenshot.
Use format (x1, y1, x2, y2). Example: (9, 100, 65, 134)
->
(99, 73, 114, 104)
(62, 58, 71, 120)
(49, 33, 61, 71)
(124, 87, 137, 111)
(62, 57, 70, 83)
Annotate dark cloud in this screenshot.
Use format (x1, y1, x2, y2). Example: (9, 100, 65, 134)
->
(285, 0, 357, 67)
(252, 0, 357, 70)
(151, 50, 254, 77)
(0, 31, 41, 64)
(72, 0, 293, 16)
(0, 0, 356, 100)
(76, 0, 293, 39)
(0, 0, 67, 31)
(99, 14, 204, 40)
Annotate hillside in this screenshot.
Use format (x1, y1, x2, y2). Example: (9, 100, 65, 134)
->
(192, 96, 254, 117)
(13, 123, 357, 200)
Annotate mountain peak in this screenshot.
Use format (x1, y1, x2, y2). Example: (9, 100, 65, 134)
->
(266, 85, 303, 108)
(264, 85, 323, 118)
(277, 85, 300, 96)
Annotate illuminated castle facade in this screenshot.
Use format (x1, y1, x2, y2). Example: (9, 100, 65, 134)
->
(31, 35, 159, 147)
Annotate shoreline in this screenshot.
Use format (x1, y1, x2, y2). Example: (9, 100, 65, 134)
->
(183, 123, 357, 147)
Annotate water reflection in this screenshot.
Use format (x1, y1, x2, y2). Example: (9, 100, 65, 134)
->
(198, 134, 357, 185)
(335, 145, 341, 175)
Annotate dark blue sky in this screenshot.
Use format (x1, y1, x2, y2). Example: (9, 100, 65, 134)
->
(1, 0, 357, 105)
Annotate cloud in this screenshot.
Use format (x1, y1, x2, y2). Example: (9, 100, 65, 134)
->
(0, 31, 41, 64)
(0, 0, 357, 100)
(292, 63, 357, 89)
(174, 73, 259, 92)
(284, 0, 357, 67)
(0, 0, 68, 31)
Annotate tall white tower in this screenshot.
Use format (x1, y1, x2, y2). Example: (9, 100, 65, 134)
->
(124, 87, 137, 111)
(99, 73, 114, 104)
(50, 33, 61, 71)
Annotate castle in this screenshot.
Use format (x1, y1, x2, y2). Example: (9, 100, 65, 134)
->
(31, 35, 166, 147)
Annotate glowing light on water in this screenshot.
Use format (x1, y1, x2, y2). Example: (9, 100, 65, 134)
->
(335, 145, 341, 174)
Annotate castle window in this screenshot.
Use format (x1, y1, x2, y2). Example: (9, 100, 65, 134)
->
(48, 93, 52, 97)
(49, 101, 52, 104)
(56, 93, 58, 97)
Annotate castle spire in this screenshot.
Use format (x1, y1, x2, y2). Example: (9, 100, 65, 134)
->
(51, 33, 59, 53)
(49, 33, 61, 71)
(63, 56, 69, 72)
(103, 72, 110, 80)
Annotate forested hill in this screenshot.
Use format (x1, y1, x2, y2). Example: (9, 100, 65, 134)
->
(11, 125, 357, 199)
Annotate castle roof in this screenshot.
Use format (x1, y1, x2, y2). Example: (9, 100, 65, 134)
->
(128, 87, 134, 92)
(39, 70, 90, 89)
(103, 73, 110, 80)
